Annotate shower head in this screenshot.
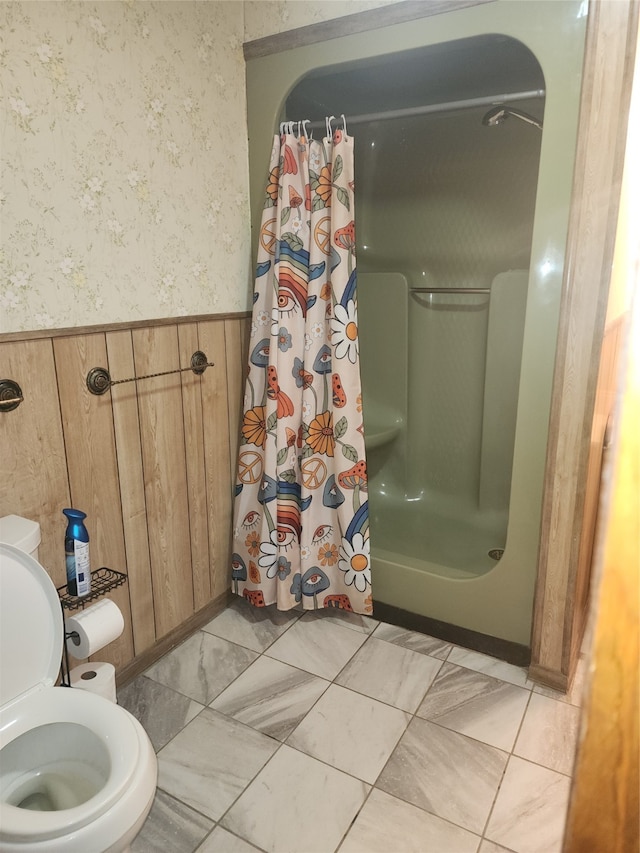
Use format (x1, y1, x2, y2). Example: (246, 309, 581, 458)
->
(482, 105, 543, 130)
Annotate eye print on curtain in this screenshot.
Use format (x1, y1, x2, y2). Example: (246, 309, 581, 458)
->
(231, 120, 371, 615)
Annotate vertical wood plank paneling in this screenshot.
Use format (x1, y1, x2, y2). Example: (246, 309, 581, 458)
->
(106, 330, 156, 654)
(198, 320, 233, 601)
(132, 325, 194, 637)
(178, 323, 211, 610)
(224, 317, 247, 484)
(2, 314, 251, 675)
(53, 334, 134, 669)
(0, 339, 70, 585)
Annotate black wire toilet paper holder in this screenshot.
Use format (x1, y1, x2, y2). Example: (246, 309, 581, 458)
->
(57, 568, 127, 688)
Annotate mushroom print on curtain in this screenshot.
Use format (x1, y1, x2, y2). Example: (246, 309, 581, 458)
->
(231, 123, 371, 615)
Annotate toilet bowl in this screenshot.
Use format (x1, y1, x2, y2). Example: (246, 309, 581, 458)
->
(0, 542, 157, 852)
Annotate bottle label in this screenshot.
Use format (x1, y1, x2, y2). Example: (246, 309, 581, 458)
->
(65, 537, 75, 581)
(74, 539, 90, 596)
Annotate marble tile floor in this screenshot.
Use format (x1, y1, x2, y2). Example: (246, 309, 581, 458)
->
(119, 600, 585, 853)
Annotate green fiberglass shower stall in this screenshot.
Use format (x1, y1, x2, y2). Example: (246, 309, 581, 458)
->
(245, 1, 588, 649)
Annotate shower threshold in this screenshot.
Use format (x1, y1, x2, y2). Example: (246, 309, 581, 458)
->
(370, 545, 497, 580)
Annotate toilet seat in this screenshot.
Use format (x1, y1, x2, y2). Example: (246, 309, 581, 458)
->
(0, 687, 143, 844)
(0, 543, 157, 851)
(0, 543, 63, 706)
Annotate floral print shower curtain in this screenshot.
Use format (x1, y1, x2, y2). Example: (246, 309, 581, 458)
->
(231, 124, 371, 615)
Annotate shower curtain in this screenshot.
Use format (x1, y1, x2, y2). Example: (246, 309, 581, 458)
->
(231, 123, 371, 615)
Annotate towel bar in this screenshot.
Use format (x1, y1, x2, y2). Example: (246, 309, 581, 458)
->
(86, 350, 214, 395)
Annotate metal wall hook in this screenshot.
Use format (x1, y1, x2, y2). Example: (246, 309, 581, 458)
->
(86, 350, 214, 396)
(0, 379, 24, 411)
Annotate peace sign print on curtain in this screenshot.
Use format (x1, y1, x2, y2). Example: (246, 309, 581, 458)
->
(231, 125, 371, 615)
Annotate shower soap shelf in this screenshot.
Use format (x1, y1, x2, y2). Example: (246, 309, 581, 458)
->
(363, 403, 403, 451)
(366, 423, 402, 451)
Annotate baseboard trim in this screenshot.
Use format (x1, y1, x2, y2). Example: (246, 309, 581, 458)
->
(116, 590, 233, 688)
(527, 663, 569, 692)
(372, 600, 531, 667)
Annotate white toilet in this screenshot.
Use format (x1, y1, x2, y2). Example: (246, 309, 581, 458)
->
(0, 517, 157, 853)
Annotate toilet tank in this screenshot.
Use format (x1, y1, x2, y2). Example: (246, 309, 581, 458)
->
(0, 514, 41, 561)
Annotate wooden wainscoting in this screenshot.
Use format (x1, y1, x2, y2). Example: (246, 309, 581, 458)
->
(0, 314, 249, 675)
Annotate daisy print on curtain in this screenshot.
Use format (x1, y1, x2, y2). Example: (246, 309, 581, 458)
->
(231, 122, 371, 615)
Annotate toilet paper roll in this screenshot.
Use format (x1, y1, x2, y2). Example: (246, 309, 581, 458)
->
(70, 662, 117, 703)
(65, 598, 124, 659)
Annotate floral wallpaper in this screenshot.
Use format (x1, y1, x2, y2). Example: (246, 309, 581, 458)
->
(243, 0, 403, 42)
(0, 1, 251, 333)
(0, 0, 403, 334)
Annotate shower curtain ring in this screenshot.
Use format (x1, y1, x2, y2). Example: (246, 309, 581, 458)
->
(341, 114, 348, 136)
(326, 115, 335, 139)
(302, 119, 312, 140)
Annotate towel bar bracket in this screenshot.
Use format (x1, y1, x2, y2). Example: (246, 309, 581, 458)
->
(86, 350, 213, 395)
(0, 379, 23, 411)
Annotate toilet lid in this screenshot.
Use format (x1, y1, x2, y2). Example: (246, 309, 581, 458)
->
(0, 543, 63, 707)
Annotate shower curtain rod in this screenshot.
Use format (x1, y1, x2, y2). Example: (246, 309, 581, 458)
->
(305, 89, 545, 130)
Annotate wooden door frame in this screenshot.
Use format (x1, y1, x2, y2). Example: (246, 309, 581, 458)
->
(530, 0, 639, 689)
(562, 234, 640, 853)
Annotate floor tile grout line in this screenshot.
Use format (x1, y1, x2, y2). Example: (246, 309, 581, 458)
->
(153, 726, 287, 849)
(212, 738, 289, 852)
(129, 606, 580, 852)
(210, 674, 335, 739)
(479, 687, 535, 838)
(369, 709, 513, 838)
(153, 623, 541, 777)
(212, 633, 451, 720)
(323, 634, 512, 840)
(408, 709, 513, 758)
(204, 597, 306, 640)
(478, 755, 575, 851)
(198, 623, 431, 741)
(332, 786, 483, 853)
(262, 630, 370, 684)
(145, 634, 407, 840)
(143, 627, 261, 696)
(202, 609, 534, 701)
(333, 784, 378, 853)
(477, 747, 513, 844)
(444, 644, 534, 690)
(200, 615, 301, 655)
(152, 611, 552, 760)
(414, 671, 532, 753)
(137, 672, 203, 712)
(427, 657, 535, 696)
(510, 690, 581, 777)
(121, 673, 210, 753)
(198, 620, 434, 846)
(476, 686, 579, 848)
(138, 622, 565, 774)
(196, 822, 268, 853)
(368, 716, 490, 841)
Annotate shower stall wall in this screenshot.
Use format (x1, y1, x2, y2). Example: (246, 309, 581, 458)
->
(352, 102, 542, 580)
(245, 0, 588, 649)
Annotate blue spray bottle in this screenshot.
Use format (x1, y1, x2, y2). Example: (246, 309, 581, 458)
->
(63, 508, 91, 597)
